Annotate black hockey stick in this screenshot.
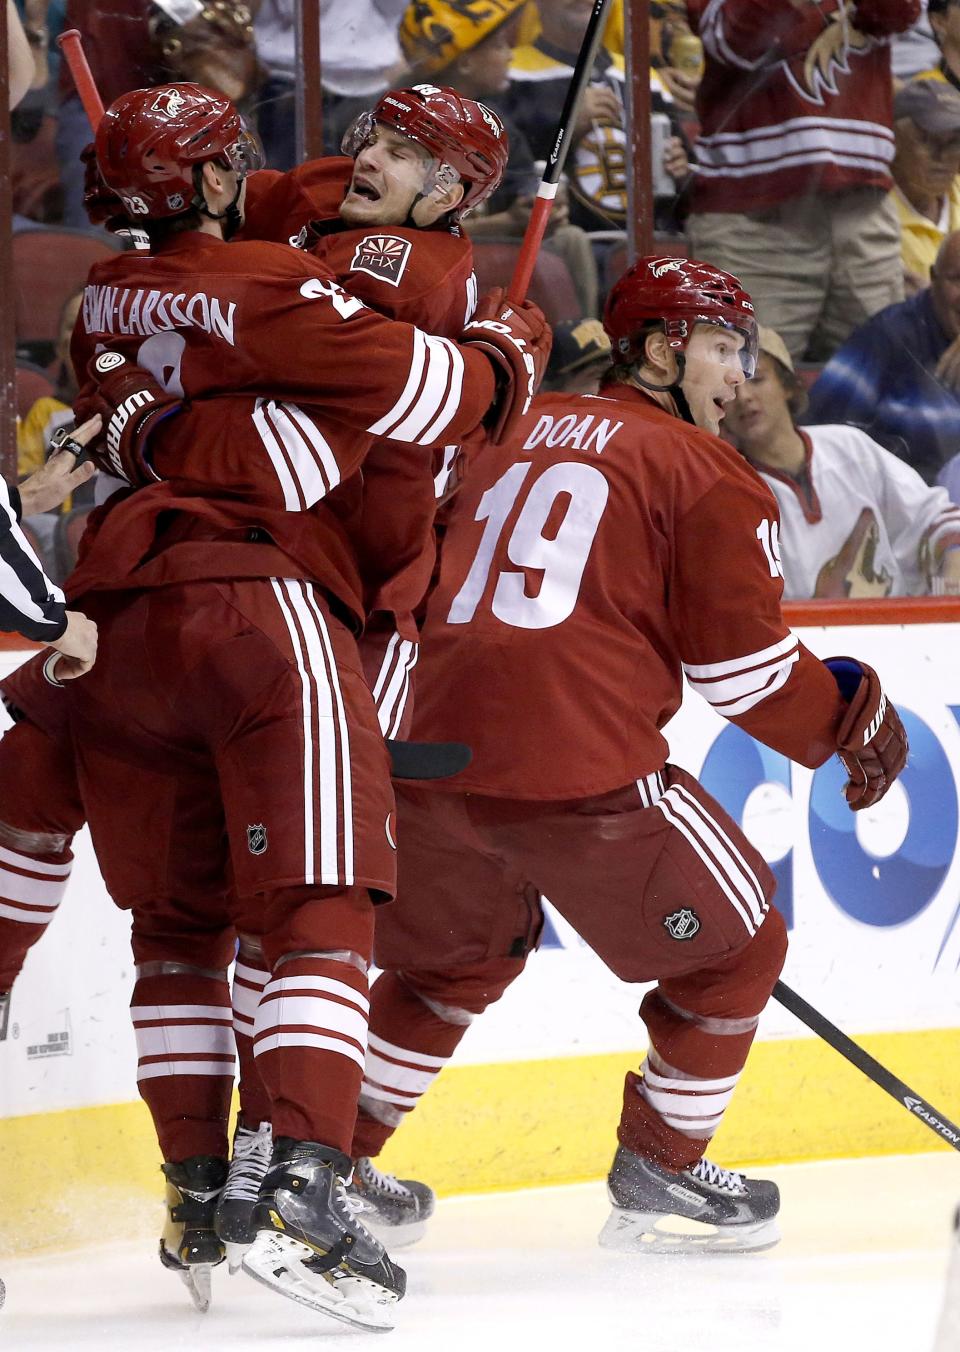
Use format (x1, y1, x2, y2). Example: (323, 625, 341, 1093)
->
(509, 0, 614, 303)
(774, 980, 960, 1152)
(386, 738, 471, 781)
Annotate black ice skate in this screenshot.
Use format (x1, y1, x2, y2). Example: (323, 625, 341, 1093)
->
(346, 1156, 435, 1248)
(599, 1144, 781, 1255)
(158, 1156, 228, 1312)
(242, 1138, 406, 1331)
(214, 1119, 273, 1272)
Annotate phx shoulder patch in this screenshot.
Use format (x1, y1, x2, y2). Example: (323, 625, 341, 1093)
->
(350, 233, 413, 288)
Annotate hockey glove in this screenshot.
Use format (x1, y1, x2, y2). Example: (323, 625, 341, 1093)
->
(73, 353, 183, 488)
(461, 289, 552, 444)
(826, 657, 908, 811)
(852, 0, 921, 37)
(80, 142, 128, 233)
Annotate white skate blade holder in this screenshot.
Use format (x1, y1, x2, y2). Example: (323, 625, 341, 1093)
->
(178, 1262, 215, 1313)
(224, 1240, 250, 1274)
(242, 1231, 399, 1332)
(599, 1207, 781, 1255)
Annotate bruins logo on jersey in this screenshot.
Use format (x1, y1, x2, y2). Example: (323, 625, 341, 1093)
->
(570, 120, 628, 225)
(350, 234, 413, 288)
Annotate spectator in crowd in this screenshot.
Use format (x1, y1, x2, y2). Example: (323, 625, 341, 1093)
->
(504, 0, 689, 234)
(892, 0, 939, 78)
(929, 0, 960, 83)
(55, 1, 261, 225)
(650, 0, 703, 113)
(16, 289, 90, 571)
(0, 417, 99, 672)
(806, 228, 960, 484)
(253, 0, 408, 168)
(7, 0, 41, 109)
(400, 0, 598, 315)
(726, 327, 960, 598)
(541, 315, 611, 393)
(891, 76, 960, 290)
(17, 288, 81, 479)
(686, 0, 920, 364)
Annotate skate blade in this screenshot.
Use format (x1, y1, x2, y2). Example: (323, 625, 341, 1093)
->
(598, 1207, 781, 1256)
(178, 1262, 214, 1312)
(362, 1217, 428, 1249)
(241, 1232, 399, 1332)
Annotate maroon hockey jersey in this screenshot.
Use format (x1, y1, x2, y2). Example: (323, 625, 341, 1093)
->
(411, 383, 846, 798)
(687, 0, 917, 213)
(69, 229, 494, 615)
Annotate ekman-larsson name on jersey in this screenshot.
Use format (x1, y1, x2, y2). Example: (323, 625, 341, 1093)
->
(523, 412, 624, 455)
(82, 284, 237, 346)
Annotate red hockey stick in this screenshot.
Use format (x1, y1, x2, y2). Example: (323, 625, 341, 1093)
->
(58, 28, 104, 129)
(508, 0, 614, 305)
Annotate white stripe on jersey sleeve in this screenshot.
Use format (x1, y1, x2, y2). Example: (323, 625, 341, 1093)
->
(683, 634, 800, 716)
(253, 399, 303, 510)
(367, 330, 466, 446)
(386, 335, 455, 444)
(367, 328, 427, 439)
(279, 402, 341, 493)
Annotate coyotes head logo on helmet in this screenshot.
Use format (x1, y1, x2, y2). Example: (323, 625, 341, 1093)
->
(341, 84, 509, 220)
(95, 83, 263, 229)
(604, 256, 759, 378)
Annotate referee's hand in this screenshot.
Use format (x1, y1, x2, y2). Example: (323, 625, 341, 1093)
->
(46, 611, 98, 681)
(18, 415, 101, 517)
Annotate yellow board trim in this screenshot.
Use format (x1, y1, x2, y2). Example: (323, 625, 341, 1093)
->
(2, 1028, 957, 1258)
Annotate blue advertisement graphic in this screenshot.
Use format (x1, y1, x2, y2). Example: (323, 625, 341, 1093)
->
(809, 709, 957, 928)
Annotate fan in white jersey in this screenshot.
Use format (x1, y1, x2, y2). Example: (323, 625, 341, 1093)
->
(724, 326, 960, 598)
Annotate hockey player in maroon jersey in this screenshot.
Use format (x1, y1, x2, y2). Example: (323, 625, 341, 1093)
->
(344, 257, 909, 1254)
(0, 82, 546, 1329)
(0, 83, 514, 1283)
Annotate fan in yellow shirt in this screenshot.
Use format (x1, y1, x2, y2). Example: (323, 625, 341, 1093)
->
(891, 75, 960, 290)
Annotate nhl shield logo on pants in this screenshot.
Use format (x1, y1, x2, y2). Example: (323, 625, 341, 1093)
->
(663, 907, 700, 940)
(247, 823, 268, 855)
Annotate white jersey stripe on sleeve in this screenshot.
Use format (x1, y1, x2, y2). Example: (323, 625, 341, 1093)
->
(711, 657, 797, 717)
(253, 399, 303, 510)
(419, 337, 465, 445)
(386, 334, 455, 445)
(266, 401, 329, 507)
(367, 327, 428, 438)
(682, 633, 798, 681)
(280, 402, 341, 494)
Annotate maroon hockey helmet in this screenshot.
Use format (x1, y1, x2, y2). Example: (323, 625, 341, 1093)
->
(95, 83, 262, 221)
(341, 84, 509, 216)
(604, 256, 759, 376)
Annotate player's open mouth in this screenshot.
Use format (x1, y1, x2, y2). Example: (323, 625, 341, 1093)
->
(351, 177, 382, 202)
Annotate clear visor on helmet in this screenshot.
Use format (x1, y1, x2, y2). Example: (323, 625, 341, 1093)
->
(221, 129, 264, 178)
(341, 112, 459, 198)
(694, 315, 759, 378)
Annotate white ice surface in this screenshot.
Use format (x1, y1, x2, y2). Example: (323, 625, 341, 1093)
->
(2, 1152, 957, 1352)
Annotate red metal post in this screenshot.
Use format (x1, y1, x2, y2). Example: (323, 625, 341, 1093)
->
(0, 3, 16, 480)
(624, 0, 653, 263)
(296, 0, 323, 162)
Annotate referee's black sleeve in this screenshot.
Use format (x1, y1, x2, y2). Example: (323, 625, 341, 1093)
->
(0, 481, 67, 642)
